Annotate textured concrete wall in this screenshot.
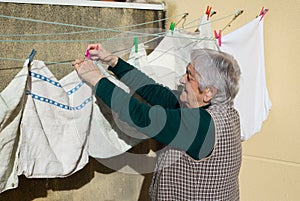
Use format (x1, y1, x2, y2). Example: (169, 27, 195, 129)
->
(0, 2, 165, 90)
(0, 2, 164, 201)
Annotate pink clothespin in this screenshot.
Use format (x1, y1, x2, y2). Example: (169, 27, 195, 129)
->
(214, 30, 222, 47)
(259, 7, 269, 21)
(206, 6, 212, 20)
(85, 50, 91, 59)
(85, 44, 99, 58)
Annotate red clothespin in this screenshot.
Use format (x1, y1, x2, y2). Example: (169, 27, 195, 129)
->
(214, 30, 222, 47)
(259, 7, 269, 21)
(205, 6, 212, 20)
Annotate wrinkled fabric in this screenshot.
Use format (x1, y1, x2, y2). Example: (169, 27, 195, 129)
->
(17, 61, 143, 178)
(127, 15, 217, 90)
(0, 60, 144, 192)
(0, 60, 29, 193)
(89, 75, 145, 159)
(18, 60, 91, 177)
(220, 17, 272, 140)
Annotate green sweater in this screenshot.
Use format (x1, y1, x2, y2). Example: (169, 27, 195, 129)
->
(94, 58, 215, 160)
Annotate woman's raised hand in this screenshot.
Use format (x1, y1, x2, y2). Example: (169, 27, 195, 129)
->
(85, 44, 118, 67)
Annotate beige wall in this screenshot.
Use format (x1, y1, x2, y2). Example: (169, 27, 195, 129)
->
(163, 0, 300, 200)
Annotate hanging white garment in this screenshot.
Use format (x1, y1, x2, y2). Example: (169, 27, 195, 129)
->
(127, 16, 271, 140)
(128, 15, 217, 90)
(0, 60, 29, 193)
(220, 17, 272, 140)
(18, 60, 91, 177)
(17, 60, 142, 178)
(88, 75, 145, 159)
(0, 59, 144, 192)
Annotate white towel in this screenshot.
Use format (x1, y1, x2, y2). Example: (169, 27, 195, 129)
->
(0, 60, 29, 193)
(220, 17, 272, 140)
(16, 60, 145, 178)
(18, 60, 91, 177)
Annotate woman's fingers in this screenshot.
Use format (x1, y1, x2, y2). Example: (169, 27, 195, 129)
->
(72, 59, 85, 72)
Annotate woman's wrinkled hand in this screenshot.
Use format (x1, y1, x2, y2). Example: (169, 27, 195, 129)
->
(85, 44, 118, 67)
(72, 59, 103, 87)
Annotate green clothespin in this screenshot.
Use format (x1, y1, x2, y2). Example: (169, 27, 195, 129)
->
(169, 22, 175, 35)
(134, 36, 138, 53)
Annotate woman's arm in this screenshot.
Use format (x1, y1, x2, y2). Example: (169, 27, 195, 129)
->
(109, 58, 180, 109)
(80, 43, 180, 108)
(95, 78, 214, 160)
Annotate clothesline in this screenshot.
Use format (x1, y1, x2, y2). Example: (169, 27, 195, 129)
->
(0, 12, 185, 37)
(0, 33, 217, 43)
(0, 11, 239, 40)
(0, 34, 164, 68)
(0, 31, 218, 68)
(0, 10, 242, 68)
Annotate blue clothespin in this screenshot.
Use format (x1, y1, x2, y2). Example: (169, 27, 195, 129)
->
(28, 49, 37, 63)
(169, 22, 175, 35)
(26, 49, 36, 67)
(134, 36, 138, 53)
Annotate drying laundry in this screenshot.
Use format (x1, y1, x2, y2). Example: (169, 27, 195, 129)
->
(0, 60, 145, 192)
(127, 15, 217, 90)
(88, 74, 146, 159)
(128, 16, 271, 140)
(220, 17, 272, 140)
(18, 60, 145, 178)
(0, 60, 29, 193)
(18, 60, 91, 178)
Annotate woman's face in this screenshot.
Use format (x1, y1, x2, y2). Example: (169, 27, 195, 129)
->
(179, 63, 207, 108)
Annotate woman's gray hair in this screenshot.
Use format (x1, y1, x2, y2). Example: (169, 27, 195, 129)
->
(190, 48, 241, 105)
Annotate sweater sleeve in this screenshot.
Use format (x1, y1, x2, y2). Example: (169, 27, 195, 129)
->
(94, 78, 215, 160)
(108, 58, 180, 109)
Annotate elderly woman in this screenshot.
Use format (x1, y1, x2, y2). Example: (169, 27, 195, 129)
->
(73, 44, 242, 201)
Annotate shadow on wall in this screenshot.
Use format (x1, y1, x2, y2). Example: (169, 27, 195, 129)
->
(0, 138, 163, 201)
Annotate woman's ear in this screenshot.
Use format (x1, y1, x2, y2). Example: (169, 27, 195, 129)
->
(203, 87, 217, 103)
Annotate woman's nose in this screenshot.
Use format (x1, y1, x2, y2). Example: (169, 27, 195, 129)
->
(179, 74, 187, 84)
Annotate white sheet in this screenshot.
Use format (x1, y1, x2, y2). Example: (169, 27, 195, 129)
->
(220, 17, 272, 140)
